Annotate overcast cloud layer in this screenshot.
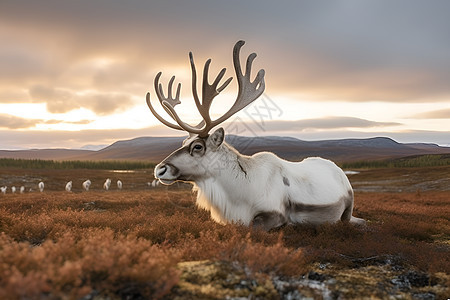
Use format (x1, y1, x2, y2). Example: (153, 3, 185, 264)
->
(0, 0, 449, 148)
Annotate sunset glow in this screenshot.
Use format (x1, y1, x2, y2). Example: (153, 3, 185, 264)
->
(0, 1, 449, 149)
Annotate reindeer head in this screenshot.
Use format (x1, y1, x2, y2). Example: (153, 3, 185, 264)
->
(146, 41, 265, 184)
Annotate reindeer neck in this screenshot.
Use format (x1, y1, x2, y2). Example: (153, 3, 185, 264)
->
(194, 141, 251, 204)
(193, 142, 254, 224)
(219, 141, 250, 178)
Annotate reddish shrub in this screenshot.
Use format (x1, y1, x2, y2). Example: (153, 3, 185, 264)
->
(0, 189, 448, 298)
(0, 229, 180, 299)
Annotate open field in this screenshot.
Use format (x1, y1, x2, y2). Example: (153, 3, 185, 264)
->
(0, 166, 449, 299)
(348, 166, 450, 193)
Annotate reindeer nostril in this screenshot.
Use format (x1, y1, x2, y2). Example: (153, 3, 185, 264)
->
(157, 165, 167, 177)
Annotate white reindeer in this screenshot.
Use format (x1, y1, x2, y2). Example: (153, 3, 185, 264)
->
(146, 41, 365, 230)
(38, 182, 44, 193)
(20, 186, 25, 194)
(65, 181, 72, 192)
(11, 186, 16, 194)
(1, 186, 7, 194)
(103, 178, 111, 191)
(82, 180, 91, 191)
(151, 179, 159, 188)
(117, 180, 122, 190)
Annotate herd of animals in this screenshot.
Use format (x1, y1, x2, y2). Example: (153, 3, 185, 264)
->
(0, 178, 161, 194)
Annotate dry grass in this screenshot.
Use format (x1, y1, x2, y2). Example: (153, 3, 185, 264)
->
(0, 186, 449, 298)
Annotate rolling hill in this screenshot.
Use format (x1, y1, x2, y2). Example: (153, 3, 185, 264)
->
(0, 136, 449, 163)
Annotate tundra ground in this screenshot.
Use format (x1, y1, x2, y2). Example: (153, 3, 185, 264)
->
(0, 166, 449, 299)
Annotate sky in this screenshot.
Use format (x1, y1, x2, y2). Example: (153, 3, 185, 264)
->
(0, 0, 449, 150)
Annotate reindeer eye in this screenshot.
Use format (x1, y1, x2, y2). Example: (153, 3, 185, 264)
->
(193, 144, 203, 151)
(189, 139, 205, 155)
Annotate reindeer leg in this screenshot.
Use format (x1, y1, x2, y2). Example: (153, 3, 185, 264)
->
(252, 211, 286, 231)
(350, 216, 367, 225)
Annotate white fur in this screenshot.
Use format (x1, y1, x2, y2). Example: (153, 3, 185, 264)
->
(193, 150, 351, 225)
(38, 182, 44, 193)
(151, 179, 159, 187)
(117, 180, 122, 190)
(82, 180, 91, 191)
(103, 178, 111, 191)
(155, 132, 364, 228)
(65, 181, 72, 192)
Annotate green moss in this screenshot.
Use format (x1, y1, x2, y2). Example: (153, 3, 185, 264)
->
(172, 260, 278, 299)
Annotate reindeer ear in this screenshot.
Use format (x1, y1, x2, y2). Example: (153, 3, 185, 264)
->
(207, 127, 225, 150)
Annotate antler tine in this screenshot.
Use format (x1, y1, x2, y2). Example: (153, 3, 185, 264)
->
(161, 100, 203, 134)
(152, 71, 205, 135)
(189, 52, 233, 126)
(215, 68, 233, 93)
(189, 52, 202, 117)
(149, 72, 200, 133)
(147, 40, 264, 138)
(164, 76, 182, 104)
(154, 72, 182, 109)
(154, 72, 194, 130)
(234, 42, 265, 106)
(209, 40, 265, 128)
(145, 92, 183, 131)
(201, 59, 233, 120)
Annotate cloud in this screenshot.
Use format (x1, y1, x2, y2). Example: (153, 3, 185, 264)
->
(29, 86, 74, 112)
(0, 114, 94, 129)
(1, 0, 450, 106)
(0, 0, 449, 150)
(0, 114, 41, 129)
(28, 85, 134, 115)
(0, 40, 52, 83)
(44, 119, 93, 125)
(0, 88, 29, 103)
(142, 116, 401, 138)
(260, 117, 401, 132)
(409, 108, 450, 119)
(0, 127, 169, 150)
(261, 1, 450, 102)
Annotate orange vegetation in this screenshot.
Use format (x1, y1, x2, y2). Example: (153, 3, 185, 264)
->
(0, 189, 448, 298)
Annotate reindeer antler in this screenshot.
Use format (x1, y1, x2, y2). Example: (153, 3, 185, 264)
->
(147, 40, 265, 137)
(145, 72, 183, 130)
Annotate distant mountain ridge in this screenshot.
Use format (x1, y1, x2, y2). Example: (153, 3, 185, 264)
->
(0, 136, 449, 163)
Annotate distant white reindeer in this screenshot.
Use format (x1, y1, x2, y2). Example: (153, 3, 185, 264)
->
(20, 186, 25, 194)
(38, 182, 45, 193)
(11, 186, 16, 194)
(1, 186, 7, 194)
(147, 41, 365, 230)
(103, 178, 111, 191)
(65, 181, 72, 192)
(117, 180, 122, 190)
(82, 180, 91, 191)
(151, 179, 159, 188)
